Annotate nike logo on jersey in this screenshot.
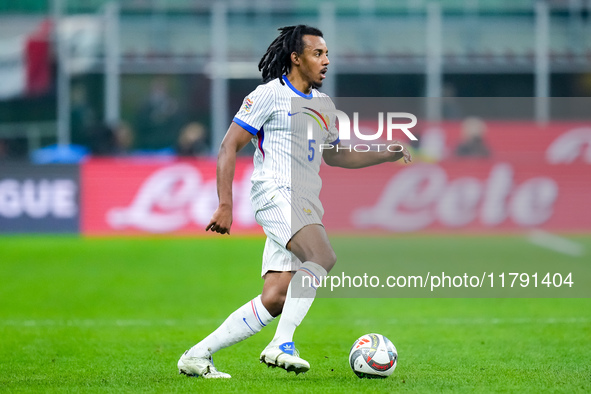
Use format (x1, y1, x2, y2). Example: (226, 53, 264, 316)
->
(287, 111, 299, 116)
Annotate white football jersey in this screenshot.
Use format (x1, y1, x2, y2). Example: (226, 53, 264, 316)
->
(233, 75, 340, 204)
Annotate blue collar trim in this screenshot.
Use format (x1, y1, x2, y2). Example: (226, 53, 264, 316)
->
(282, 75, 313, 99)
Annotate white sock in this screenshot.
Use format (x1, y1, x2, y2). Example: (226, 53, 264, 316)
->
(187, 295, 274, 358)
(270, 261, 327, 346)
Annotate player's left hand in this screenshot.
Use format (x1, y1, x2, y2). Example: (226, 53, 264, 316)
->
(387, 141, 412, 164)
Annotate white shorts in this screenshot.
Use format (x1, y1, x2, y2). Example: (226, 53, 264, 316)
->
(260, 237, 301, 277)
(253, 185, 324, 277)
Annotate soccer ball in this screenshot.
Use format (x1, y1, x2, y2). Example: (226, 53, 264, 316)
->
(349, 333, 397, 378)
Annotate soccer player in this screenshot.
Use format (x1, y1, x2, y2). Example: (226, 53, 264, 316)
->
(178, 25, 411, 378)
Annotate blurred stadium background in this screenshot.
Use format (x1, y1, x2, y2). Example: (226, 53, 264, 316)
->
(0, 0, 590, 235)
(1, 1, 590, 391)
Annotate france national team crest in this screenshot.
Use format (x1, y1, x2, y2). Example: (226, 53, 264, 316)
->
(243, 98, 253, 113)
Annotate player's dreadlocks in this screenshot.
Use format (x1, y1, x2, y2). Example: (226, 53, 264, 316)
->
(258, 25, 324, 85)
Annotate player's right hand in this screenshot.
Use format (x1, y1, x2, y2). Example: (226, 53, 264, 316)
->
(205, 205, 233, 235)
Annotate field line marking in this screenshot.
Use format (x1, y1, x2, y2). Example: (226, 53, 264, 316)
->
(379, 317, 591, 325)
(0, 318, 219, 327)
(527, 230, 585, 257)
(1, 317, 589, 327)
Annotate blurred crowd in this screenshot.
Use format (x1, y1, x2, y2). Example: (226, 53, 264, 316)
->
(0, 77, 212, 162)
(71, 78, 210, 158)
(0, 78, 493, 162)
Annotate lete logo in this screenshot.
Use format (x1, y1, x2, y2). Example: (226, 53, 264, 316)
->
(106, 164, 255, 233)
(546, 127, 591, 164)
(353, 163, 558, 232)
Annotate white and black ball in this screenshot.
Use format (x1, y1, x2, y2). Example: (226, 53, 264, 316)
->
(349, 333, 398, 378)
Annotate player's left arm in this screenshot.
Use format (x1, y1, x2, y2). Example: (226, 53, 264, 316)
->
(322, 141, 412, 169)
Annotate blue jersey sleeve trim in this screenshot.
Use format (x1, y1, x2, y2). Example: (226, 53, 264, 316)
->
(328, 137, 340, 146)
(282, 75, 313, 99)
(233, 117, 258, 135)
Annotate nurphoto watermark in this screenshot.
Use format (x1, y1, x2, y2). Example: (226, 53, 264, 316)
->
(306, 110, 417, 153)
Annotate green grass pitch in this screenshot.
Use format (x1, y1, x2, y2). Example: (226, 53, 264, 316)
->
(0, 235, 589, 392)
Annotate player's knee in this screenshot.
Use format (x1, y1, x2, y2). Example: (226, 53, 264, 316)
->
(261, 290, 286, 317)
(312, 249, 337, 273)
(324, 250, 337, 272)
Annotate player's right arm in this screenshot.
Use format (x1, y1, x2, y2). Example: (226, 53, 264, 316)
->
(205, 122, 253, 235)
